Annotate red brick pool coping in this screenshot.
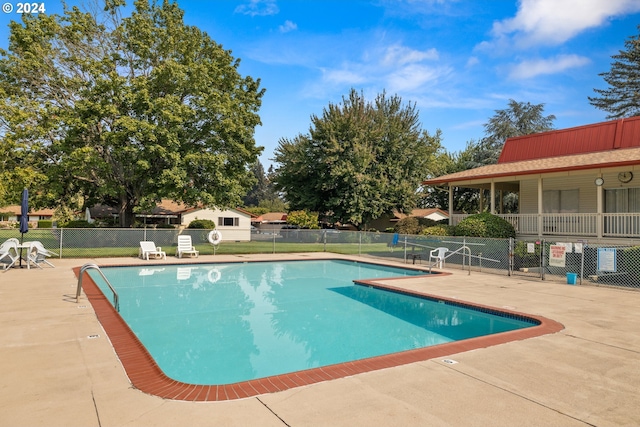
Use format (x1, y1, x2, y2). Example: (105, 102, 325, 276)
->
(73, 262, 564, 401)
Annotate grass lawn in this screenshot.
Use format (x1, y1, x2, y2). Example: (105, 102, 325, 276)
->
(46, 242, 396, 258)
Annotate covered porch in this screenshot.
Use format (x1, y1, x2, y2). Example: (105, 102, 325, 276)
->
(424, 117, 640, 241)
(435, 166, 640, 239)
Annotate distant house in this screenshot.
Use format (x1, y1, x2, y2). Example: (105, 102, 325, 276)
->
(368, 209, 449, 231)
(0, 205, 55, 225)
(90, 200, 254, 241)
(423, 116, 640, 240)
(252, 212, 288, 232)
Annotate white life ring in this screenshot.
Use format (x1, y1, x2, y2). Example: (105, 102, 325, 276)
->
(208, 268, 221, 283)
(208, 229, 222, 245)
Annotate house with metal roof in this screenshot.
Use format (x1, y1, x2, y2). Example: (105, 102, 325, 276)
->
(423, 116, 640, 241)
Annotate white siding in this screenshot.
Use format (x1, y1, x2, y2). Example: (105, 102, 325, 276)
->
(182, 208, 251, 241)
(519, 175, 601, 214)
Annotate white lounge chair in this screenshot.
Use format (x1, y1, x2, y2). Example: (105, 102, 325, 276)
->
(139, 241, 167, 260)
(25, 241, 58, 269)
(429, 247, 448, 269)
(0, 239, 20, 270)
(176, 235, 199, 258)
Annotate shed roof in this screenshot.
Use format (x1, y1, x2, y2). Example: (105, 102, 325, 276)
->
(498, 116, 640, 163)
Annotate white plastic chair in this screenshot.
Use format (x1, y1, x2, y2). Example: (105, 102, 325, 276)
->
(176, 235, 199, 258)
(0, 239, 20, 270)
(25, 241, 58, 269)
(429, 247, 448, 269)
(139, 241, 167, 260)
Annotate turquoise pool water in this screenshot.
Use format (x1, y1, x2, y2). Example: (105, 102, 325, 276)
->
(90, 260, 535, 385)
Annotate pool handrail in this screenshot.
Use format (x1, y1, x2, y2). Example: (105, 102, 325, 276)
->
(77, 263, 119, 312)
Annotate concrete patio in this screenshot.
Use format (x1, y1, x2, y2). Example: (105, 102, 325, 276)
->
(1, 253, 639, 426)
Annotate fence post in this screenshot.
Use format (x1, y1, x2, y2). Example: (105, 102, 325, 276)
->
(359, 232, 362, 256)
(541, 239, 546, 281)
(508, 237, 513, 276)
(59, 228, 63, 258)
(323, 230, 327, 252)
(273, 231, 276, 254)
(580, 243, 585, 285)
(403, 237, 407, 263)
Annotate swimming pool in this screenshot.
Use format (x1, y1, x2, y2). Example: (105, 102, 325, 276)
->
(81, 258, 561, 400)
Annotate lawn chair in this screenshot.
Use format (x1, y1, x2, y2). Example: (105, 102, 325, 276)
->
(0, 239, 20, 270)
(139, 241, 167, 260)
(176, 235, 199, 258)
(429, 247, 448, 269)
(25, 241, 58, 269)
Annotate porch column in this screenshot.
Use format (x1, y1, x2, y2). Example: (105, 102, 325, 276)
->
(490, 181, 496, 214)
(479, 189, 484, 212)
(596, 177, 603, 238)
(448, 185, 453, 226)
(537, 177, 543, 237)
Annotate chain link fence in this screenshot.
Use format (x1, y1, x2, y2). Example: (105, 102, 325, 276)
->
(1, 228, 638, 289)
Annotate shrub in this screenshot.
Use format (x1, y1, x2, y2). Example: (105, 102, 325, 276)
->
(421, 225, 454, 236)
(394, 216, 439, 235)
(38, 220, 53, 228)
(454, 212, 515, 238)
(188, 219, 216, 229)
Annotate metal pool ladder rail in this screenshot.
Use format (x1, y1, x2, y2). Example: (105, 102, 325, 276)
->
(77, 263, 119, 312)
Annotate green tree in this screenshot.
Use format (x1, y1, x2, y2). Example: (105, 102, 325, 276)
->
(589, 25, 640, 119)
(422, 100, 555, 213)
(0, 0, 264, 225)
(273, 89, 441, 230)
(474, 99, 555, 167)
(419, 140, 483, 213)
(242, 161, 270, 207)
(287, 210, 320, 229)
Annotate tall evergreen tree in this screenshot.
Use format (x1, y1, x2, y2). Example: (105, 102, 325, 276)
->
(589, 25, 640, 119)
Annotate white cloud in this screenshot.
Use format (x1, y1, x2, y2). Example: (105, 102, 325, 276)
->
(387, 64, 451, 92)
(235, 0, 279, 17)
(279, 20, 297, 33)
(316, 42, 447, 94)
(508, 54, 590, 79)
(322, 68, 367, 85)
(382, 44, 439, 66)
(491, 0, 640, 47)
(466, 56, 479, 67)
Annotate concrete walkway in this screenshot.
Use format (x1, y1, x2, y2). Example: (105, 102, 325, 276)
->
(1, 253, 639, 426)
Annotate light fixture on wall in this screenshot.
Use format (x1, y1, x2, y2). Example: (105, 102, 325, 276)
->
(617, 171, 633, 183)
(594, 177, 604, 186)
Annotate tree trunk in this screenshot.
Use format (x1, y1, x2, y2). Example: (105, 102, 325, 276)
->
(118, 198, 136, 228)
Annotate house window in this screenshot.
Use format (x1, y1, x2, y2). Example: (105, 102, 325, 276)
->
(543, 189, 579, 213)
(605, 188, 640, 213)
(218, 217, 240, 227)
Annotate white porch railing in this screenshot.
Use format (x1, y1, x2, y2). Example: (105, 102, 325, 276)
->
(451, 213, 640, 238)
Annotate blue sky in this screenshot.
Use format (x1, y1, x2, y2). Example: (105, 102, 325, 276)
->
(2, 0, 640, 168)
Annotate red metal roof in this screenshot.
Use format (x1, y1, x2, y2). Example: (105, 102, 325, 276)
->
(498, 116, 640, 163)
